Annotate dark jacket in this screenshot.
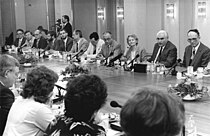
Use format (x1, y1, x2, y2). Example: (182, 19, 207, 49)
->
(63, 22, 72, 37)
(0, 82, 15, 135)
(32, 37, 48, 49)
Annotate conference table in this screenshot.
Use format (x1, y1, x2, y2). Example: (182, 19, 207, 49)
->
(21, 58, 210, 136)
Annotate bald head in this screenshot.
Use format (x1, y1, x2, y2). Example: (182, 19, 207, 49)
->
(156, 30, 169, 46)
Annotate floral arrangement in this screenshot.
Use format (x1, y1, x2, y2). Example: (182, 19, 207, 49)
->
(168, 78, 209, 100)
(18, 53, 38, 64)
(60, 62, 90, 81)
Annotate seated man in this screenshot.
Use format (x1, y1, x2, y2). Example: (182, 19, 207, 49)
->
(25, 31, 35, 47)
(70, 29, 89, 57)
(120, 88, 185, 136)
(97, 31, 123, 64)
(182, 29, 210, 71)
(57, 29, 73, 52)
(14, 29, 26, 48)
(0, 54, 20, 135)
(84, 32, 104, 59)
(32, 29, 48, 49)
(45, 31, 62, 51)
(148, 30, 177, 68)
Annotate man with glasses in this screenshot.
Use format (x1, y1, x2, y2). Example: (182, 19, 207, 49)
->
(14, 29, 26, 48)
(0, 54, 20, 135)
(182, 29, 210, 71)
(148, 30, 177, 68)
(32, 29, 48, 49)
(97, 31, 122, 62)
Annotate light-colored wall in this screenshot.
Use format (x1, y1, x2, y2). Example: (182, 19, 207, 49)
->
(55, 0, 73, 25)
(14, 0, 26, 31)
(194, 0, 210, 48)
(0, 0, 3, 44)
(124, 0, 147, 50)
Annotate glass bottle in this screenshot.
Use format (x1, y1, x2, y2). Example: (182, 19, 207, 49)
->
(186, 115, 197, 136)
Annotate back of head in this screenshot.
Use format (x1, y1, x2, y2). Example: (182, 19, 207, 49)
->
(21, 66, 58, 103)
(0, 54, 19, 77)
(65, 74, 107, 122)
(120, 88, 185, 136)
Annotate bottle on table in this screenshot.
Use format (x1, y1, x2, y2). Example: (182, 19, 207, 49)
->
(186, 115, 197, 136)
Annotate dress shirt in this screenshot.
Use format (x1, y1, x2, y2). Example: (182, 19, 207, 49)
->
(154, 45, 165, 63)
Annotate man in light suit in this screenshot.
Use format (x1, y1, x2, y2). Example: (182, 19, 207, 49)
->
(148, 30, 177, 68)
(183, 29, 210, 71)
(97, 31, 122, 60)
(84, 32, 104, 59)
(70, 30, 89, 57)
(0, 54, 19, 135)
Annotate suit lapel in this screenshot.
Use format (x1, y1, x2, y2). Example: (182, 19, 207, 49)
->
(191, 44, 203, 66)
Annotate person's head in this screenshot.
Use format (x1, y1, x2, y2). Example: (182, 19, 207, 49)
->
(127, 34, 138, 47)
(73, 30, 82, 41)
(25, 31, 33, 41)
(89, 32, 99, 46)
(37, 26, 43, 31)
(62, 15, 70, 23)
(64, 74, 107, 122)
(47, 31, 56, 42)
(34, 30, 42, 40)
(41, 29, 48, 39)
(21, 66, 58, 104)
(156, 30, 169, 47)
(0, 54, 20, 88)
(16, 29, 24, 39)
(187, 29, 200, 47)
(60, 29, 68, 40)
(103, 31, 112, 45)
(120, 88, 185, 136)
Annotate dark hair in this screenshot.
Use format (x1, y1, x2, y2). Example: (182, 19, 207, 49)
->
(0, 54, 20, 77)
(188, 29, 200, 37)
(120, 88, 185, 136)
(41, 29, 48, 35)
(21, 66, 58, 103)
(65, 74, 107, 122)
(74, 29, 83, 38)
(89, 32, 99, 41)
(37, 26, 43, 31)
(48, 31, 56, 38)
(62, 15, 70, 22)
(24, 30, 33, 35)
(16, 29, 24, 33)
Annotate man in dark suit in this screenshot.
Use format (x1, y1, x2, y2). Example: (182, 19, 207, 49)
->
(57, 29, 73, 52)
(32, 30, 48, 49)
(14, 29, 27, 48)
(148, 30, 177, 68)
(183, 29, 210, 71)
(0, 54, 20, 135)
(45, 31, 61, 51)
(62, 15, 72, 37)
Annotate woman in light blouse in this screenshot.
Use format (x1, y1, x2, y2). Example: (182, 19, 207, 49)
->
(122, 34, 147, 64)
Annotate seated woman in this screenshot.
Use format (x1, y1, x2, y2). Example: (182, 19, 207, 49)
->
(46, 74, 108, 136)
(3, 66, 58, 136)
(120, 88, 185, 136)
(121, 34, 147, 64)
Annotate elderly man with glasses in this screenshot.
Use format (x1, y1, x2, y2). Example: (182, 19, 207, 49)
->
(148, 30, 177, 68)
(182, 29, 210, 71)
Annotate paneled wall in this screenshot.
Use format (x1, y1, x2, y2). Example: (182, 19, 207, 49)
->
(0, 0, 3, 45)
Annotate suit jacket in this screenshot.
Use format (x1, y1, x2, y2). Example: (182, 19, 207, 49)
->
(0, 82, 15, 135)
(183, 42, 210, 71)
(14, 37, 27, 48)
(98, 39, 123, 59)
(32, 37, 48, 49)
(70, 38, 89, 56)
(44, 39, 62, 51)
(63, 22, 72, 37)
(57, 37, 73, 52)
(148, 41, 177, 68)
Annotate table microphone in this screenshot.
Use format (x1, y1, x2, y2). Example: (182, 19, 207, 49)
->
(71, 49, 84, 59)
(164, 59, 182, 77)
(127, 54, 140, 65)
(110, 101, 122, 108)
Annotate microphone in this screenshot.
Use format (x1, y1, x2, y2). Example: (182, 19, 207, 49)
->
(127, 54, 140, 65)
(109, 53, 123, 64)
(110, 101, 122, 108)
(71, 49, 84, 59)
(164, 59, 182, 77)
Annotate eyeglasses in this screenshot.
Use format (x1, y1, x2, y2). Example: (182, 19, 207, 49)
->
(103, 38, 111, 41)
(156, 38, 164, 40)
(188, 38, 197, 41)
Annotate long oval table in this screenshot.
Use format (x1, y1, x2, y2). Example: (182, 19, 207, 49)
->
(25, 58, 210, 135)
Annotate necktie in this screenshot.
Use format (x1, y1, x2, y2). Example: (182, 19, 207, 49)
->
(76, 43, 79, 52)
(18, 39, 22, 47)
(191, 47, 196, 59)
(93, 46, 96, 54)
